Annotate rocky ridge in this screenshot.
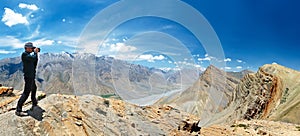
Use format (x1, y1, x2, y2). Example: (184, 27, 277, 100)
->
(0, 92, 201, 135)
(157, 65, 240, 117)
(0, 90, 299, 136)
(205, 64, 300, 126)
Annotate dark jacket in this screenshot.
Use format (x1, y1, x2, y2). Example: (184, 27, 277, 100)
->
(22, 51, 38, 78)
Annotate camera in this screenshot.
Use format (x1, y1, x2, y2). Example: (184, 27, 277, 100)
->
(33, 47, 41, 52)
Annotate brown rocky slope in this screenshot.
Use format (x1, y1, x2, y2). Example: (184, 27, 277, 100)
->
(0, 92, 202, 136)
(156, 65, 240, 117)
(205, 63, 300, 126)
(0, 91, 299, 136)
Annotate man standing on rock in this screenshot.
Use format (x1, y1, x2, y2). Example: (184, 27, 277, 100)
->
(16, 42, 39, 116)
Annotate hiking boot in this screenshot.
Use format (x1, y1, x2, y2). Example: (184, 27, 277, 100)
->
(30, 105, 38, 111)
(15, 111, 28, 116)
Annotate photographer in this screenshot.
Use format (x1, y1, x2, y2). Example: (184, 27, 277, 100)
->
(16, 42, 40, 116)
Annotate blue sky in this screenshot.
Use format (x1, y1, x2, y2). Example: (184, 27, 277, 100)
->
(0, 0, 299, 71)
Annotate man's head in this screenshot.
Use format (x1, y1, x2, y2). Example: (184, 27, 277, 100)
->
(24, 42, 35, 53)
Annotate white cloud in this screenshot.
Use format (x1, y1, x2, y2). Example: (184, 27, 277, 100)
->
(109, 43, 137, 53)
(236, 66, 242, 69)
(19, 3, 39, 11)
(224, 58, 231, 62)
(0, 50, 16, 54)
(0, 36, 24, 48)
(237, 59, 243, 63)
(225, 67, 232, 70)
(198, 54, 227, 63)
(138, 54, 165, 62)
(1, 8, 29, 27)
(110, 53, 139, 61)
(198, 54, 212, 61)
(0, 37, 54, 48)
(159, 64, 204, 72)
(34, 39, 55, 46)
(198, 57, 211, 61)
(194, 64, 206, 71)
(174, 61, 205, 71)
(197, 53, 221, 62)
(159, 67, 172, 71)
(62, 18, 66, 22)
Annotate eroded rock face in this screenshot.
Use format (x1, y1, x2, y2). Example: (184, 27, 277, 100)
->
(233, 66, 283, 120)
(206, 64, 300, 125)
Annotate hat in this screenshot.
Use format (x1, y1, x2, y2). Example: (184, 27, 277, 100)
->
(24, 42, 35, 48)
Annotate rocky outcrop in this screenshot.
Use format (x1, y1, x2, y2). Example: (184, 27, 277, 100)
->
(157, 65, 240, 117)
(0, 84, 13, 95)
(233, 65, 283, 120)
(0, 91, 299, 136)
(0, 89, 46, 114)
(0, 93, 201, 136)
(205, 64, 300, 126)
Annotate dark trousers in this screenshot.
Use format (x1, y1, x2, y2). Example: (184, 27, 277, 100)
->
(16, 77, 38, 112)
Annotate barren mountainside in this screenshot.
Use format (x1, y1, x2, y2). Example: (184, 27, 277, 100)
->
(156, 65, 240, 117)
(206, 64, 300, 126)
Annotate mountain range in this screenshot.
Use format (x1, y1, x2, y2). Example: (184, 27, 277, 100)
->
(0, 52, 197, 95)
(0, 52, 198, 105)
(0, 53, 299, 135)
